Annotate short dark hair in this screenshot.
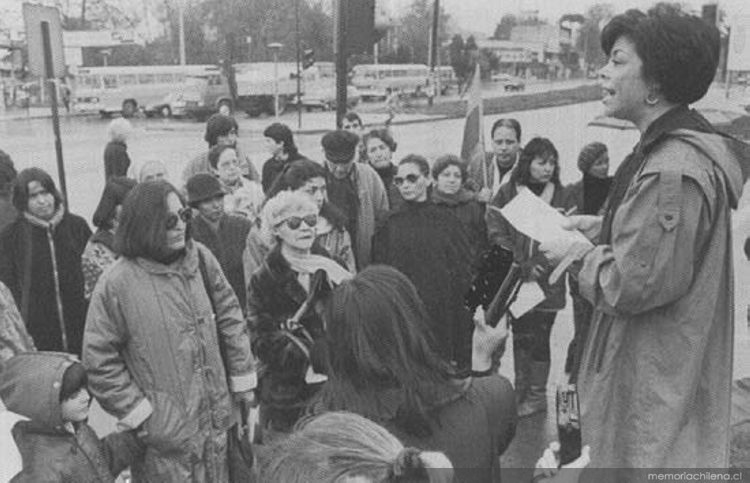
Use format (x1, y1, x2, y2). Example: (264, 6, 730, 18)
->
(207, 144, 235, 170)
(92, 176, 138, 230)
(267, 158, 348, 230)
(0, 149, 16, 196)
(204, 113, 238, 147)
(511, 137, 561, 187)
(263, 122, 298, 157)
(13, 168, 63, 213)
(317, 265, 459, 437)
(600, 8, 719, 105)
(343, 112, 363, 127)
(490, 118, 521, 141)
(362, 128, 397, 153)
(115, 181, 187, 260)
(398, 154, 430, 177)
(431, 154, 467, 181)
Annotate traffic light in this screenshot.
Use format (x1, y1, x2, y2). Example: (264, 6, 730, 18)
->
(303, 48, 315, 69)
(344, 0, 376, 55)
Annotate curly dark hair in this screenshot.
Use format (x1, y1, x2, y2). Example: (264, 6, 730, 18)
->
(600, 8, 719, 105)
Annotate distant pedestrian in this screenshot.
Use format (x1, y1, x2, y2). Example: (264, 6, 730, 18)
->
(260, 123, 305, 193)
(372, 155, 473, 371)
(342, 112, 366, 162)
(208, 144, 264, 223)
(321, 129, 389, 269)
(384, 88, 401, 127)
(81, 176, 137, 300)
(103, 118, 132, 181)
(181, 113, 260, 188)
(0, 168, 91, 355)
(467, 118, 522, 204)
(0, 149, 18, 233)
(187, 173, 253, 311)
(60, 79, 71, 113)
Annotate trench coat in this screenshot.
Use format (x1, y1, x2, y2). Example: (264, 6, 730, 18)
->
(575, 125, 750, 468)
(83, 241, 257, 482)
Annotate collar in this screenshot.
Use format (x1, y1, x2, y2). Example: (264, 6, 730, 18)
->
(638, 105, 715, 155)
(134, 240, 199, 275)
(24, 205, 65, 230)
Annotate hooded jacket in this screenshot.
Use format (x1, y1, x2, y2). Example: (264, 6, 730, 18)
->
(574, 108, 750, 468)
(0, 352, 143, 482)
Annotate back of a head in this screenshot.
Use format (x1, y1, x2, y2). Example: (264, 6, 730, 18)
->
(258, 411, 453, 483)
(108, 117, 132, 143)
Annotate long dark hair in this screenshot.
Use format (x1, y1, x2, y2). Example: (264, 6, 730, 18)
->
(267, 158, 347, 230)
(13, 167, 64, 213)
(510, 137, 561, 187)
(115, 181, 189, 260)
(317, 265, 460, 437)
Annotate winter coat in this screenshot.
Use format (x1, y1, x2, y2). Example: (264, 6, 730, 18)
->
(260, 152, 307, 194)
(315, 218, 356, 273)
(327, 162, 389, 269)
(574, 115, 749, 467)
(0, 281, 35, 362)
(246, 244, 329, 417)
(0, 196, 16, 234)
(485, 182, 566, 311)
(0, 210, 91, 355)
(0, 352, 143, 483)
(81, 231, 117, 301)
(181, 147, 261, 188)
(372, 201, 473, 361)
(103, 141, 131, 181)
(431, 188, 488, 273)
(311, 375, 517, 483)
(373, 164, 404, 213)
(191, 213, 253, 311)
(83, 241, 257, 482)
(562, 175, 613, 216)
(466, 152, 515, 199)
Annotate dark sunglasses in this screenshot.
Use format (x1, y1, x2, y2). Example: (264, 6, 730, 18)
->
(166, 207, 192, 230)
(283, 214, 318, 230)
(393, 173, 421, 186)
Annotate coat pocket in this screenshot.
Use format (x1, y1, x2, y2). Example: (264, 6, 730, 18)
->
(142, 390, 196, 456)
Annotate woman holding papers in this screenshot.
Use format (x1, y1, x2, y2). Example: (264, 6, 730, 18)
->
(485, 137, 567, 418)
(540, 9, 747, 468)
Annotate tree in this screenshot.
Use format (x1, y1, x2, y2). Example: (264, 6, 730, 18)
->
(578, 3, 615, 72)
(493, 14, 516, 40)
(388, 0, 451, 64)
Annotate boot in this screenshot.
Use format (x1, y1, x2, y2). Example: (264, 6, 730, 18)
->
(517, 360, 550, 418)
(513, 345, 532, 406)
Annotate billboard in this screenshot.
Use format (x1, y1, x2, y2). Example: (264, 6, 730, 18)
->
(728, 15, 750, 71)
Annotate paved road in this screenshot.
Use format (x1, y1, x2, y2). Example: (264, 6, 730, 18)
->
(2, 94, 748, 472)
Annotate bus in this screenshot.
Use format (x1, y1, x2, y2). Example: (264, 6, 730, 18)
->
(71, 64, 220, 117)
(350, 64, 430, 101)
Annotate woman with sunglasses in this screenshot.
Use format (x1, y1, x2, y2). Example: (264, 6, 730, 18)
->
(247, 190, 352, 439)
(83, 181, 257, 482)
(372, 155, 473, 373)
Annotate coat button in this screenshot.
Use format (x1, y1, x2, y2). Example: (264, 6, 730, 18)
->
(665, 215, 673, 221)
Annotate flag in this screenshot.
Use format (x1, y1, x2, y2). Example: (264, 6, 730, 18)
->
(460, 63, 486, 186)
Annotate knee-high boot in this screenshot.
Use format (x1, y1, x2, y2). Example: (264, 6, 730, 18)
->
(517, 360, 550, 418)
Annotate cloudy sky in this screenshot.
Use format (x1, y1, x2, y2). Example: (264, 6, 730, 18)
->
(389, 0, 750, 37)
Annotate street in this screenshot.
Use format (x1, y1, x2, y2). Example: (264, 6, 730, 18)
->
(2, 95, 749, 472)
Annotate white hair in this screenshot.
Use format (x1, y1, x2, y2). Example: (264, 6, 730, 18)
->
(259, 190, 318, 247)
(108, 118, 133, 143)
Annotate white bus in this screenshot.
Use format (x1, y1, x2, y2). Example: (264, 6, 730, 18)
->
(350, 63, 430, 100)
(71, 64, 220, 117)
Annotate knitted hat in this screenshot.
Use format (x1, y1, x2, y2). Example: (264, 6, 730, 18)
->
(321, 130, 359, 163)
(92, 176, 138, 229)
(577, 142, 608, 174)
(186, 173, 225, 206)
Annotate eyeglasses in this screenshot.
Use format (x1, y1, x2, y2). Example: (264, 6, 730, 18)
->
(166, 207, 192, 230)
(282, 214, 318, 230)
(393, 174, 421, 186)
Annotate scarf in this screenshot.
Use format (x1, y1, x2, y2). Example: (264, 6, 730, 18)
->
(600, 105, 716, 243)
(24, 205, 65, 230)
(151, 248, 186, 266)
(284, 249, 353, 285)
(582, 174, 613, 216)
(431, 187, 476, 206)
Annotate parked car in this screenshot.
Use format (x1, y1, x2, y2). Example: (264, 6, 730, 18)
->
(143, 91, 187, 118)
(292, 85, 361, 111)
(491, 73, 525, 92)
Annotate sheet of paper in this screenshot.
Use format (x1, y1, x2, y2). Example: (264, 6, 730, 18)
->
(509, 281, 546, 318)
(495, 187, 593, 247)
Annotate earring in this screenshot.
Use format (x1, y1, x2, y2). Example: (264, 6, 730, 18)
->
(645, 92, 659, 106)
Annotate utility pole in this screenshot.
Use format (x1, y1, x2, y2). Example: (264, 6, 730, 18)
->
(335, 0, 347, 128)
(178, 0, 186, 65)
(295, 0, 302, 129)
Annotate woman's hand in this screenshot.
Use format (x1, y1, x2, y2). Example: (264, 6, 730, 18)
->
(476, 188, 493, 204)
(563, 215, 602, 242)
(533, 442, 591, 482)
(471, 306, 509, 372)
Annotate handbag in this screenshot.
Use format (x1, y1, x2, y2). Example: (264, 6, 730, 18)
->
(197, 249, 255, 482)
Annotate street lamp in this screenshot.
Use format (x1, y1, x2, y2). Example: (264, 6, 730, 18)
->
(267, 42, 283, 119)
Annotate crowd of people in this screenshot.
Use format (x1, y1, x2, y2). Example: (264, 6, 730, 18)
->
(0, 6, 745, 482)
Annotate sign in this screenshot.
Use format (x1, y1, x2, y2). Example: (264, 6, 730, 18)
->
(23, 3, 65, 78)
(728, 15, 750, 71)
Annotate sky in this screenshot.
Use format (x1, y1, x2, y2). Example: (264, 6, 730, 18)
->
(389, 0, 750, 37)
